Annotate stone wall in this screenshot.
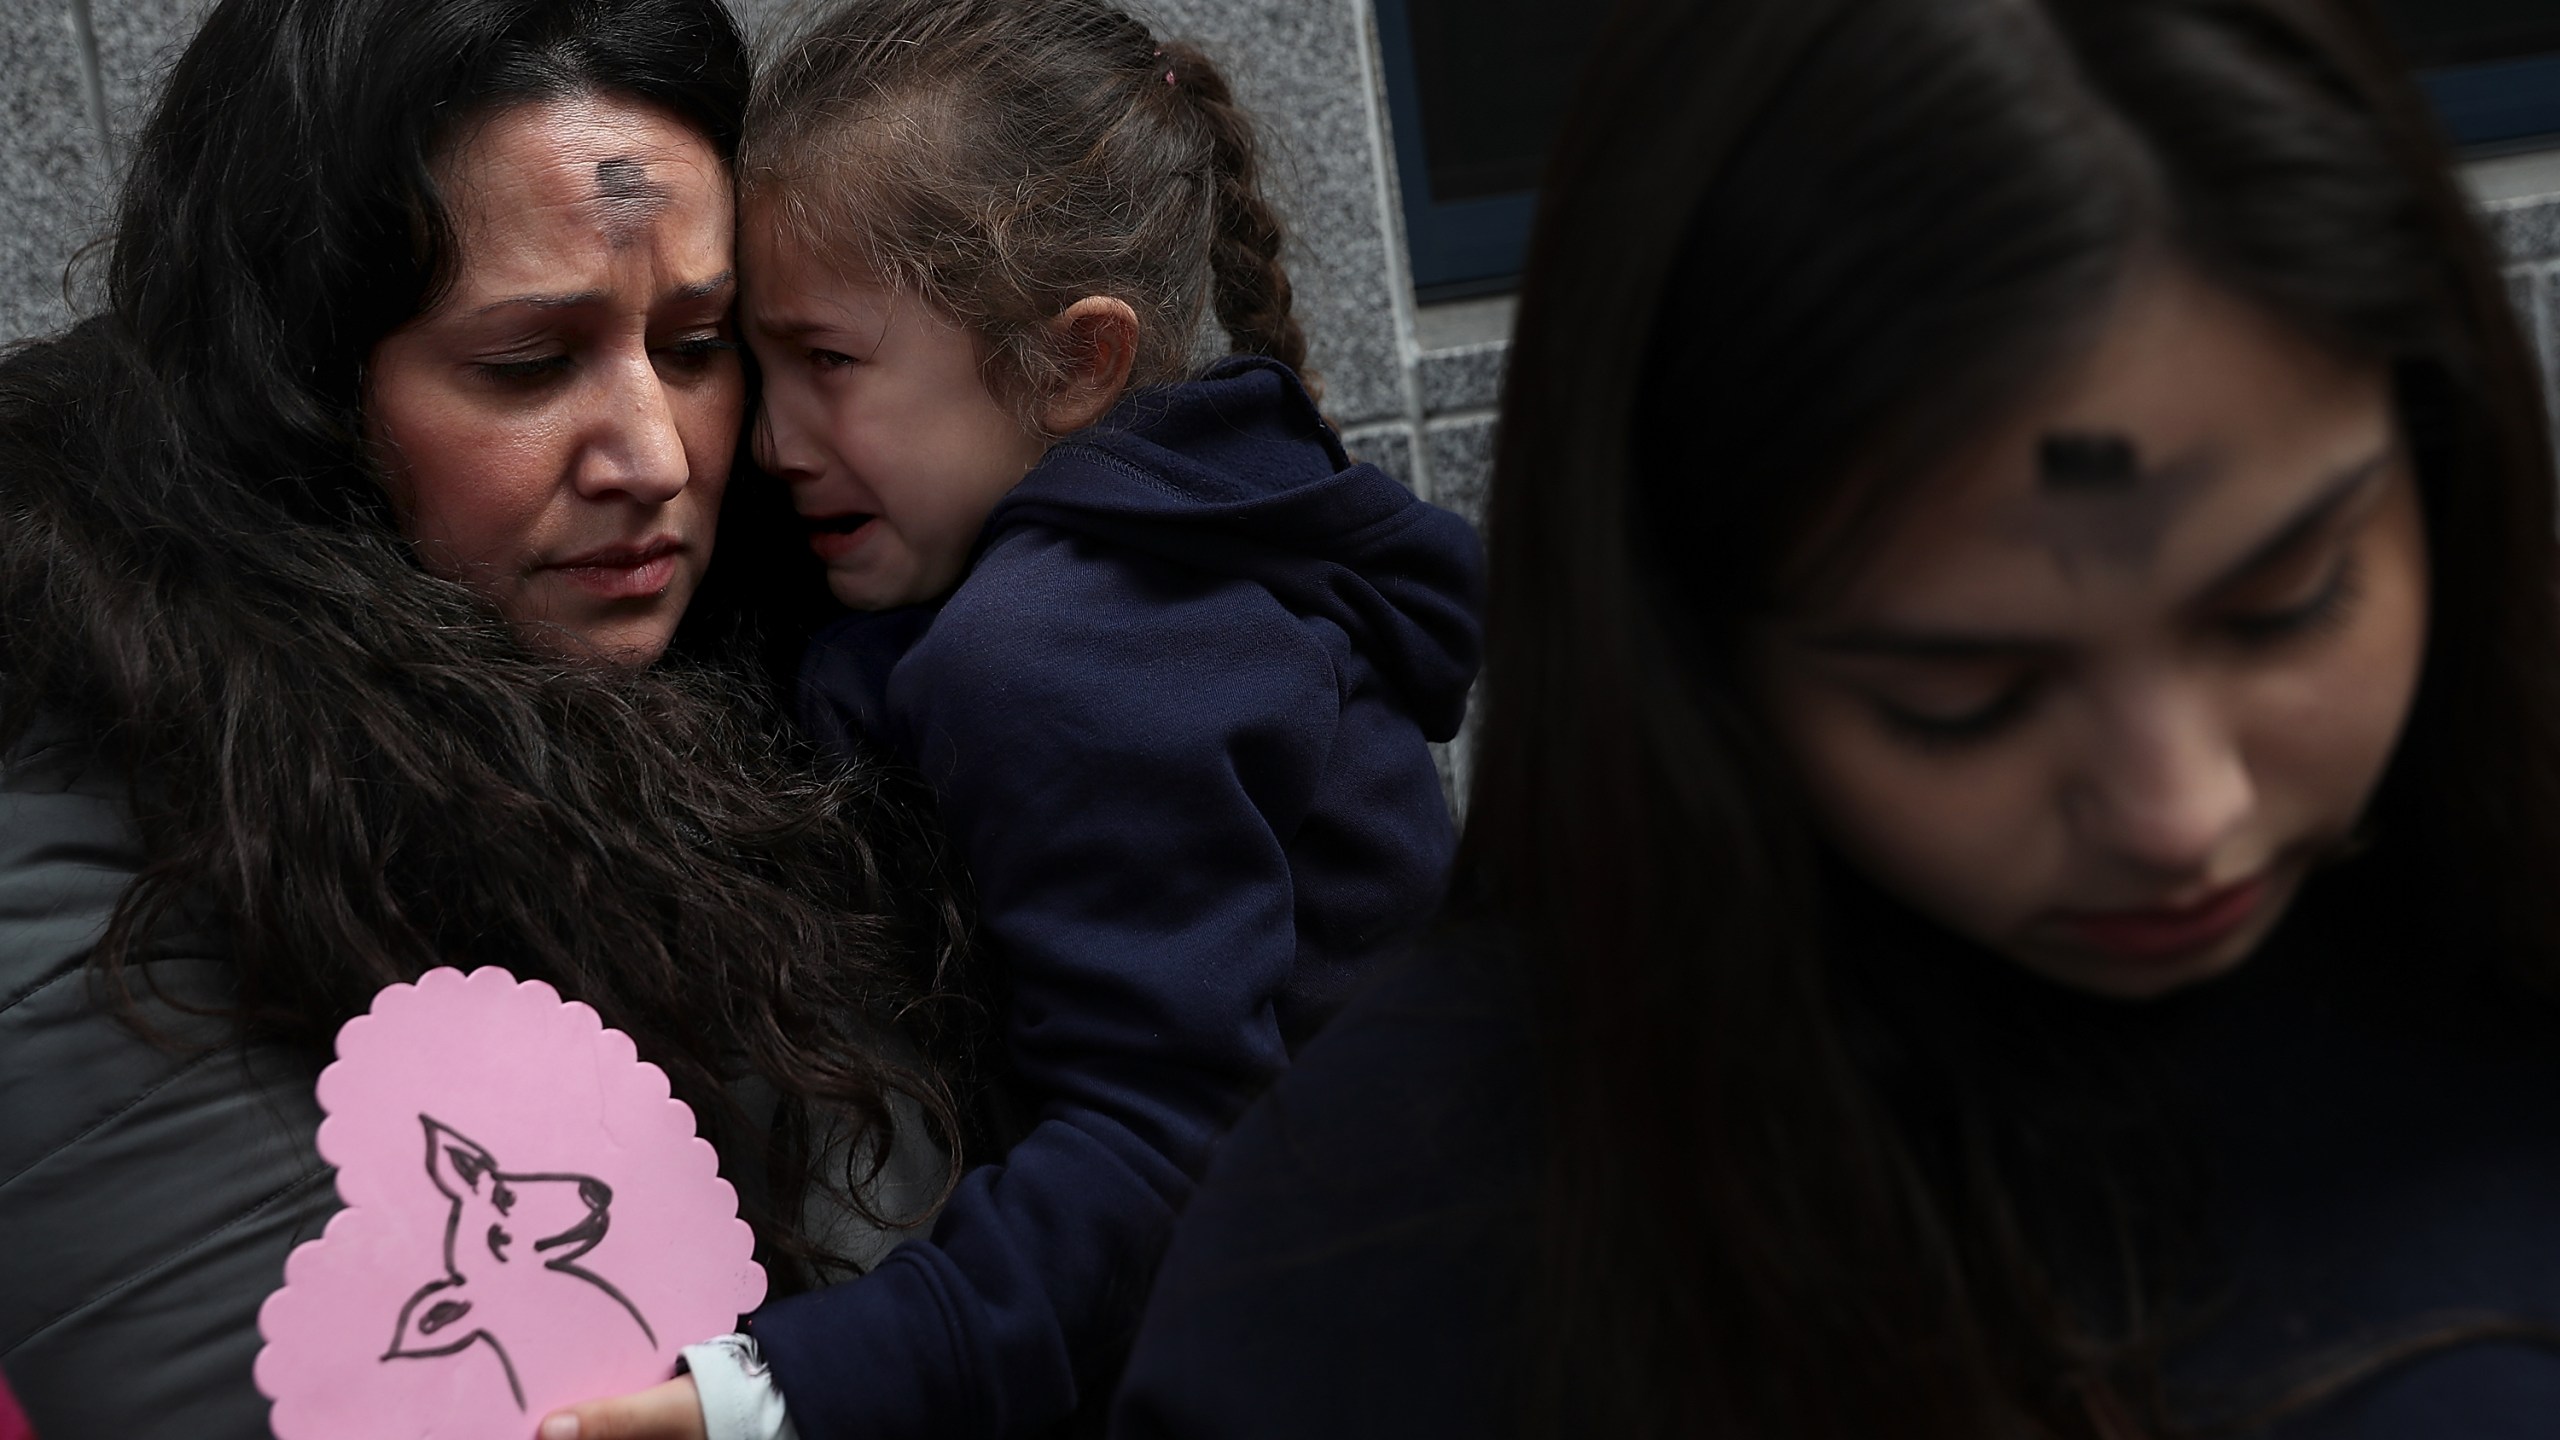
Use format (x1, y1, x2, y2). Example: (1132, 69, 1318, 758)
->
(0, 0, 1499, 473)
(2483, 153, 2560, 443)
(9, 0, 2559, 658)
(0, 0, 1438, 445)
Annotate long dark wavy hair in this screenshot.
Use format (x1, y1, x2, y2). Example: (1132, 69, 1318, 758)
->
(1456, 0, 2560, 1432)
(0, 0, 970, 1283)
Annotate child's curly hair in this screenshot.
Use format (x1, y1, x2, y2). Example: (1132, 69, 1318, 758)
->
(745, 0, 1315, 430)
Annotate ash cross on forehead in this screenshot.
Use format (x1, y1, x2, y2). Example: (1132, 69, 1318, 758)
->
(591, 156, 669, 246)
(2029, 429, 2210, 574)
(2038, 431, 2139, 492)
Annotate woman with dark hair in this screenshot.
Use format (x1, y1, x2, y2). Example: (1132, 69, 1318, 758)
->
(1115, 0, 2560, 1435)
(0, 0, 961, 1434)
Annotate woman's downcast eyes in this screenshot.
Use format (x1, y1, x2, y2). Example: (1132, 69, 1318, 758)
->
(663, 332, 743, 373)
(470, 330, 740, 389)
(1871, 682, 2039, 747)
(1861, 539, 2373, 751)
(2218, 550, 2365, 646)
(474, 353, 574, 384)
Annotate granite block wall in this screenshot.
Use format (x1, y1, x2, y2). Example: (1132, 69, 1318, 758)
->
(15, 0, 2560, 493)
(1, 1, 111, 345)
(13, 0, 2560, 802)
(0, 0, 1431, 424)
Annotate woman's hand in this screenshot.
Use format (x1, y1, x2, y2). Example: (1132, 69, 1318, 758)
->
(539, 1375, 706, 1440)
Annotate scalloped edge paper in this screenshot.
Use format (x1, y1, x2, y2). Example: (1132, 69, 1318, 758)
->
(254, 966, 764, 1438)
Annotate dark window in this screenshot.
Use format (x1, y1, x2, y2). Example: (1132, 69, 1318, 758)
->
(1378, 0, 2560, 301)
(1373, 0, 1603, 299)
(2381, 0, 2560, 149)
(1402, 0, 1602, 202)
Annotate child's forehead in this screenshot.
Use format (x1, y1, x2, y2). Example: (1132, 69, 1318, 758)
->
(742, 210, 871, 281)
(742, 230, 897, 319)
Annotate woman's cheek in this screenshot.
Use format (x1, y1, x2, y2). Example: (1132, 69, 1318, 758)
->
(1776, 691, 2056, 947)
(2251, 531, 2429, 850)
(413, 435, 567, 581)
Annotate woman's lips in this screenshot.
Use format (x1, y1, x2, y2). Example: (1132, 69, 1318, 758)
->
(2053, 873, 2271, 961)
(805, 512, 878, 562)
(545, 538, 682, 600)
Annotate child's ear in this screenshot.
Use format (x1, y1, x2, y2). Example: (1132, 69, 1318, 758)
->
(1040, 296, 1140, 435)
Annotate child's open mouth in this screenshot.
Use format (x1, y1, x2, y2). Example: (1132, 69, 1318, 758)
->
(805, 512, 878, 562)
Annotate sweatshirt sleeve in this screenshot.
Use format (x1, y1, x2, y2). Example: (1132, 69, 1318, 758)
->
(759, 541, 1340, 1439)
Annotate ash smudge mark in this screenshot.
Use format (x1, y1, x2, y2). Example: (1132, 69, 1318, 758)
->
(2025, 432, 2214, 576)
(593, 156, 668, 246)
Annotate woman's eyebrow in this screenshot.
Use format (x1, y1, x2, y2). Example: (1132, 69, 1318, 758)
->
(460, 272, 730, 319)
(1805, 627, 2054, 661)
(2190, 447, 2394, 601)
(467, 289, 608, 317)
(667, 271, 734, 303)
(1801, 450, 2395, 660)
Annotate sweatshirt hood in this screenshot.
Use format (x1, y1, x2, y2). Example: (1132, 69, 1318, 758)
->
(984, 356, 1483, 740)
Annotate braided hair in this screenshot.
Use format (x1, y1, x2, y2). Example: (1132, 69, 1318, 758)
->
(745, 0, 1317, 425)
(1161, 39, 1310, 385)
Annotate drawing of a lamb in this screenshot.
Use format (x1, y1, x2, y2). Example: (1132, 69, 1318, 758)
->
(382, 1116, 657, 1409)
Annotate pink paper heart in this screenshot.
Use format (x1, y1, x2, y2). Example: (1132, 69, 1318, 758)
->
(0, 1370, 33, 1440)
(255, 966, 765, 1439)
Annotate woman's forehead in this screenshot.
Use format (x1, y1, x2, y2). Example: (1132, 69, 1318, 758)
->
(435, 96, 730, 287)
(1805, 270, 2394, 626)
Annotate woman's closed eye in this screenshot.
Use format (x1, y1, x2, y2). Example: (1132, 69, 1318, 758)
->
(1855, 551, 2367, 748)
(654, 330, 739, 376)
(2197, 461, 2388, 648)
(475, 352, 572, 385)
(1868, 671, 2043, 748)
(2217, 550, 2364, 647)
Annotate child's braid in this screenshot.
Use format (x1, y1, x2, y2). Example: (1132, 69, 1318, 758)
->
(1162, 41, 1317, 399)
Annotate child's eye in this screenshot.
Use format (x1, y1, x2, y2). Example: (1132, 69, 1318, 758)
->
(809, 348, 858, 370)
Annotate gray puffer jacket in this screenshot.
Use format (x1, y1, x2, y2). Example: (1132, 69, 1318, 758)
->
(0, 718, 337, 1436)
(0, 720, 949, 1435)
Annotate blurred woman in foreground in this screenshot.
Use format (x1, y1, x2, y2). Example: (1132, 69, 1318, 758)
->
(1116, 0, 2560, 1434)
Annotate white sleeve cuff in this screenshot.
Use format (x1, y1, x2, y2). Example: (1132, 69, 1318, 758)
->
(679, 1333, 798, 1440)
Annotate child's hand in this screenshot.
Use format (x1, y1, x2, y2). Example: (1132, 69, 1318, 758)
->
(538, 1375, 706, 1440)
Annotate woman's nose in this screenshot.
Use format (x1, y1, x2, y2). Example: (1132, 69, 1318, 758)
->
(572, 355, 691, 505)
(2071, 682, 2255, 876)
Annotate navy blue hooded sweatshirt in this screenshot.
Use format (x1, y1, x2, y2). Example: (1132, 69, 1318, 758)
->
(754, 356, 1484, 1438)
